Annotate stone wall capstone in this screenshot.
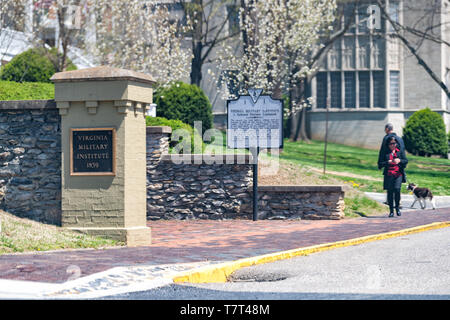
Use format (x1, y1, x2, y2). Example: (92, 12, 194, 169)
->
(0, 100, 61, 224)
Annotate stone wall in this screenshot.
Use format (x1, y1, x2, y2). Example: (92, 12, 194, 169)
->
(0, 109, 346, 224)
(256, 186, 345, 220)
(146, 127, 345, 220)
(0, 100, 61, 224)
(146, 152, 253, 220)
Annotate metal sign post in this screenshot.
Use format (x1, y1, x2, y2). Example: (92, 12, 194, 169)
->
(251, 147, 259, 221)
(227, 89, 283, 221)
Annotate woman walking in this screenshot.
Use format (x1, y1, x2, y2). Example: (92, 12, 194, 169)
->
(378, 136, 408, 217)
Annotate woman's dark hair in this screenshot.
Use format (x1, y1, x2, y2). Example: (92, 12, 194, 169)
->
(386, 137, 398, 148)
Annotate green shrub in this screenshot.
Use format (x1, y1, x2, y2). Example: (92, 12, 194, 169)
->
(403, 108, 448, 157)
(0, 80, 54, 100)
(146, 116, 204, 153)
(154, 81, 213, 132)
(0, 48, 76, 83)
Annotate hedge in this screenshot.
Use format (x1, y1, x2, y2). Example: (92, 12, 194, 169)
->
(0, 80, 54, 100)
(146, 116, 204, 153)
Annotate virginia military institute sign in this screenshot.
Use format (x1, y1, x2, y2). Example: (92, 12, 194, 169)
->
(70, 128, 116, 176)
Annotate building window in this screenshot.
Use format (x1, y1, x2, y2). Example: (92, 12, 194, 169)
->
(373, 71, 385, 108)
(359, 71, 370, 108)
(390, 71, 400, 108)
(312, 1, 400, 111)
(358, 36, 370, 69)
(357, 3, 369, 33)
(344, 3, 356, 34)
(344, 72, 356, 108)
(227, 5, 240, 35)
(330, 72, 341, 108)
(388, 1, 400, 32)
(316, 72, 327, 108)
(372, 36, 385, 69)
(343, 37, 355, 69)
(328, 41, 341, 70)
(315, 71, 388, 109)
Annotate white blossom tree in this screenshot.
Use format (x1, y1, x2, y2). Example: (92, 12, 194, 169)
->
(218, 0, 337, 140)
(220, 0, 336, 95)
(178, 0, 241, 87)
(93, 0, 191, 87)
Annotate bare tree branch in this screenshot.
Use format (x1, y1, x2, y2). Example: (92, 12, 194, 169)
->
(376, 0, 450, 99)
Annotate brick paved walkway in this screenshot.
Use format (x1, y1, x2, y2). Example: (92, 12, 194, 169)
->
(0, 208, 449, 284)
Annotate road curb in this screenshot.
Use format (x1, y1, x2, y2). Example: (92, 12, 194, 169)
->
(172, 221, 450, 284)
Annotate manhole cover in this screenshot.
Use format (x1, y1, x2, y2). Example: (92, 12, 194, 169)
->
(228, 271, 290, 282)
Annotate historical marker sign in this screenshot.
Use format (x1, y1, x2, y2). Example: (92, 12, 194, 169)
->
(227, 90, 283, 221)
(70, 128, 116, 176)
(227, 93, 283, 149)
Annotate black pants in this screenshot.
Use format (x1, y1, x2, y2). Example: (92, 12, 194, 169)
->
(386, 175, 402, 212)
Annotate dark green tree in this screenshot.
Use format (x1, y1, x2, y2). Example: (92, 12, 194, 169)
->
(154, 81, 213, 132)
(0, 48, 76, 83)
(403, 108, 448, 157)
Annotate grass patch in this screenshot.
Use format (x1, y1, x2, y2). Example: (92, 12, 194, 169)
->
(343, 189, 387, 218)
(0, 80, 54, 100)
(279, 139, 449, 195)
(0, 211, 123, 255)
(331, 175, 385, 194)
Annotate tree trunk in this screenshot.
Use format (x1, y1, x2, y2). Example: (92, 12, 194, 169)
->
(240, 0, 252, 85)
(294, 79, 310, 142)
(294, 106, 310, 142)
(57, 3, 69, 72)
(190, 41, 203, 86)
(288, 78, 300, 140)
(188, 0, 204, 86)
(288, 78, 310, 142)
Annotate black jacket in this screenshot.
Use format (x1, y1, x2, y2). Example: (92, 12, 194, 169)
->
(378, 133, 405, 170)
(378, 146, 408, 189)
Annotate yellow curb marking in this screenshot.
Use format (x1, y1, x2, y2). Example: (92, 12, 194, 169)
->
(172, 221, 450, 284)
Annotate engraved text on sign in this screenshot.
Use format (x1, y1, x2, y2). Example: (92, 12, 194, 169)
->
(70, 128, 115, 175)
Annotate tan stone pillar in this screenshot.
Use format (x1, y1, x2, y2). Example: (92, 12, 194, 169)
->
(51, 66, 154, 246)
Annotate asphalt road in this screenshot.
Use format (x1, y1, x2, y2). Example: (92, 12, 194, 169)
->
(102, 226, 450, 300)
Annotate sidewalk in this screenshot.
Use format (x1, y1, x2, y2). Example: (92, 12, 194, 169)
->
(365, 192, 450, 209)
(0, 206, 449, 298)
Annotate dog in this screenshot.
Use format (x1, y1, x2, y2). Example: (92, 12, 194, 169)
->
(407, 183, 436, 210)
